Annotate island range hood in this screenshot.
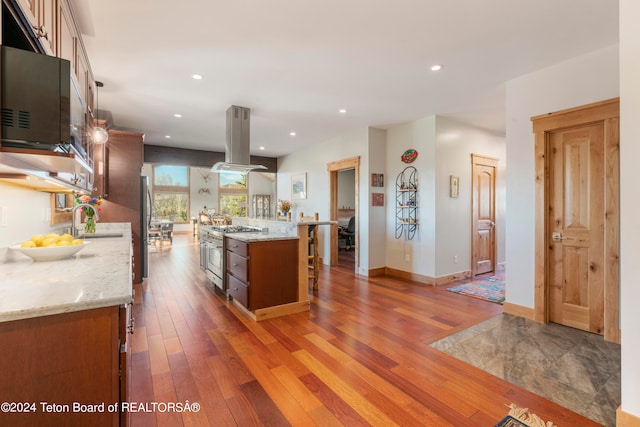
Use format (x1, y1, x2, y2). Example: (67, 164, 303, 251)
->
(210, 105, 267, 174)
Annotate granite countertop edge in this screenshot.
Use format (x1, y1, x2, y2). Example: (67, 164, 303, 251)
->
(225, 233, 300, 243)
(0, 223, 133, 323)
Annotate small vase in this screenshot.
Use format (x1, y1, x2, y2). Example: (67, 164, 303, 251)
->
(85, 216, 96, 234)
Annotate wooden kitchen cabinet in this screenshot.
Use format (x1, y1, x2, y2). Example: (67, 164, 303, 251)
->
(98, 130, 144, 283)
(0, 305, 131, 426)
(226, 237, 298, 311)
(6, 0, 99, 193)
(16, 0, 58, 55)
(57, 0, 76, 74)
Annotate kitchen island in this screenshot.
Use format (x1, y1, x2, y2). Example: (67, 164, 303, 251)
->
(224, 218, 338, 320)
(0, 223, 133, 426)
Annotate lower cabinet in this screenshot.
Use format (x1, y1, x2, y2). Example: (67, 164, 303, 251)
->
(226, 237, 298, 311)
(0, 305, 131, 426)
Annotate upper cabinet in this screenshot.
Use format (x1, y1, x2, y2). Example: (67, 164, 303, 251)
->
(16, 0, 58, 55)
(58, 0, 76, 74)
(1, 0, 99, 193)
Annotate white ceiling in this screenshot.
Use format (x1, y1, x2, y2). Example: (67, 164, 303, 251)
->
(69, 0, 618, 159)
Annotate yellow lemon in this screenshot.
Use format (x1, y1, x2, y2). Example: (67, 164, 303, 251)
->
(60, 233, 73, 242)
(57, 240, 71, 246)
(31, 234, 45, 246)
(45, 233, 61, 242)
(21, 240, 37, 248)
(42, 238, 57, 247)
(71, 239, 84, 246)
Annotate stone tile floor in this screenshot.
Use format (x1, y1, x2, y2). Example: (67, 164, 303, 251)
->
(430, 314, 620, 427)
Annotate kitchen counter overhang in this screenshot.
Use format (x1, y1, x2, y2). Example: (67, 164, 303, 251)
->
(0, 223, 133, 323)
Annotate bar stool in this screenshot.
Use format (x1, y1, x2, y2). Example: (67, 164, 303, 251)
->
(308, 225, 319, 290)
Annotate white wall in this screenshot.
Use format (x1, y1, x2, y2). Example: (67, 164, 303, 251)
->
(337, 170, 355, 209)
(504, 44, 619, 307)
(620, 0, 640, 417)
(0, 183, 62, 251)
(277, 127, 372, 272)
(189, 166, 219, 217)
(367, 127, 387, 270)
(434, 117, 506, 277)
(383, 116, 505, 280)
(248, 172, 276, 218)
(385, 116, 437, 277)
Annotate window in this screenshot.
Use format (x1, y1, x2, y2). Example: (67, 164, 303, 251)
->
(218, 172, 247, 217)
(152, 165, 189, 222)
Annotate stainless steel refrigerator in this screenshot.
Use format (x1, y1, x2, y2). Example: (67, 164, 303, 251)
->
(141, 176, 150, 278)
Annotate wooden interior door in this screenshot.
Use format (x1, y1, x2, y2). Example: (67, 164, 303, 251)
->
(471, 155, 498, 276)
(532, 98, 619, 342)
(548, 124, 605, 334)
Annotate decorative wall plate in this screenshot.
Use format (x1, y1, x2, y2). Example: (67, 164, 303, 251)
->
(401, 149, 418, 163)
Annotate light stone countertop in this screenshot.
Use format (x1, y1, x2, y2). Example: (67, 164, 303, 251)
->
(223, 232, 299, 243)
(0, 223, 133, 323)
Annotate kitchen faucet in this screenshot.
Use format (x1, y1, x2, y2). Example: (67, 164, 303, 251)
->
(72, 203, 100, 238)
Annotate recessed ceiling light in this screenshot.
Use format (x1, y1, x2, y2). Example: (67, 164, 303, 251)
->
(259, 146, 265, 150)
(165, 135, 171, 139)
(174, 113, 182, 118)
(431, 64, 442, 71)
(192, 74, 203, 80)
(339, 109, 347, 114)
(289, 131, 296, 136)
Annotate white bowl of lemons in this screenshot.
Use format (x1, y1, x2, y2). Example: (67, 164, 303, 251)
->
(11, 233, 91, 262)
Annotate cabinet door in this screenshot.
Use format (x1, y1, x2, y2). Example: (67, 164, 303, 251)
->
(19, 0, 58, 55)
(59, 1, 77, 77)
(227, 251, 249, 282)
(119, 304, 131, 426)
(16, 0, 38, 29)
(227, 274, 249, 308)
(0, 307, 120, 425)
(39, 0, 58, 55)
(226, 238, 248, 256)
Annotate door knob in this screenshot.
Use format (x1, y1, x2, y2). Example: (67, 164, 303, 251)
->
(552, 232, 569, 241)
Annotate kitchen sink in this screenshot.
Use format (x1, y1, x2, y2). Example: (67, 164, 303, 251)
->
(80, 233, 124, 239)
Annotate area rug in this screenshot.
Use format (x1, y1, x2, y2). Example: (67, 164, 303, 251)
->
(446, 276, 505, 304)
(495, 404, 557, 427)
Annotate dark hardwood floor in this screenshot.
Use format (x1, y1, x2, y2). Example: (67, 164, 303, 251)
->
(130, 234, 600, 426)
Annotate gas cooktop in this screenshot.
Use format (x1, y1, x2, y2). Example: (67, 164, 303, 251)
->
(210, 225, 260, 234)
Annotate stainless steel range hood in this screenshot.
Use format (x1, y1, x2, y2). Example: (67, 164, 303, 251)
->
(211, 106, 267, 174)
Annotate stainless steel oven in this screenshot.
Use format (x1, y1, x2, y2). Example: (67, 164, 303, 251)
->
(200, 225, 261, 295)
(206, 233, 224, 290)
(200, 228, 225, 291)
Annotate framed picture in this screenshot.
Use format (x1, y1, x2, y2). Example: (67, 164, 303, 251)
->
(372, 193, 384, 206)
(371, 173, 384, 187)
(450, 175, 460, 198)
(292, 173, 307, 199)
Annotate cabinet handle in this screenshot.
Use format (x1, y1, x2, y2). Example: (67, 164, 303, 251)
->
(32, 25, 48, 40)
(128, 308, 135, 334)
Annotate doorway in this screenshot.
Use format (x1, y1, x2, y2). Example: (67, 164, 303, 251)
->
(532, 98, 620, 342)
(328, 156, 360, 272)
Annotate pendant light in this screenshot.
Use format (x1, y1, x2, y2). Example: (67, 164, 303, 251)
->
(93, 81, 109, 144)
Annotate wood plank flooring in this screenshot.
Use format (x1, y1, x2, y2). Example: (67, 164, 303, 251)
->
(130, 235, 601, 426)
